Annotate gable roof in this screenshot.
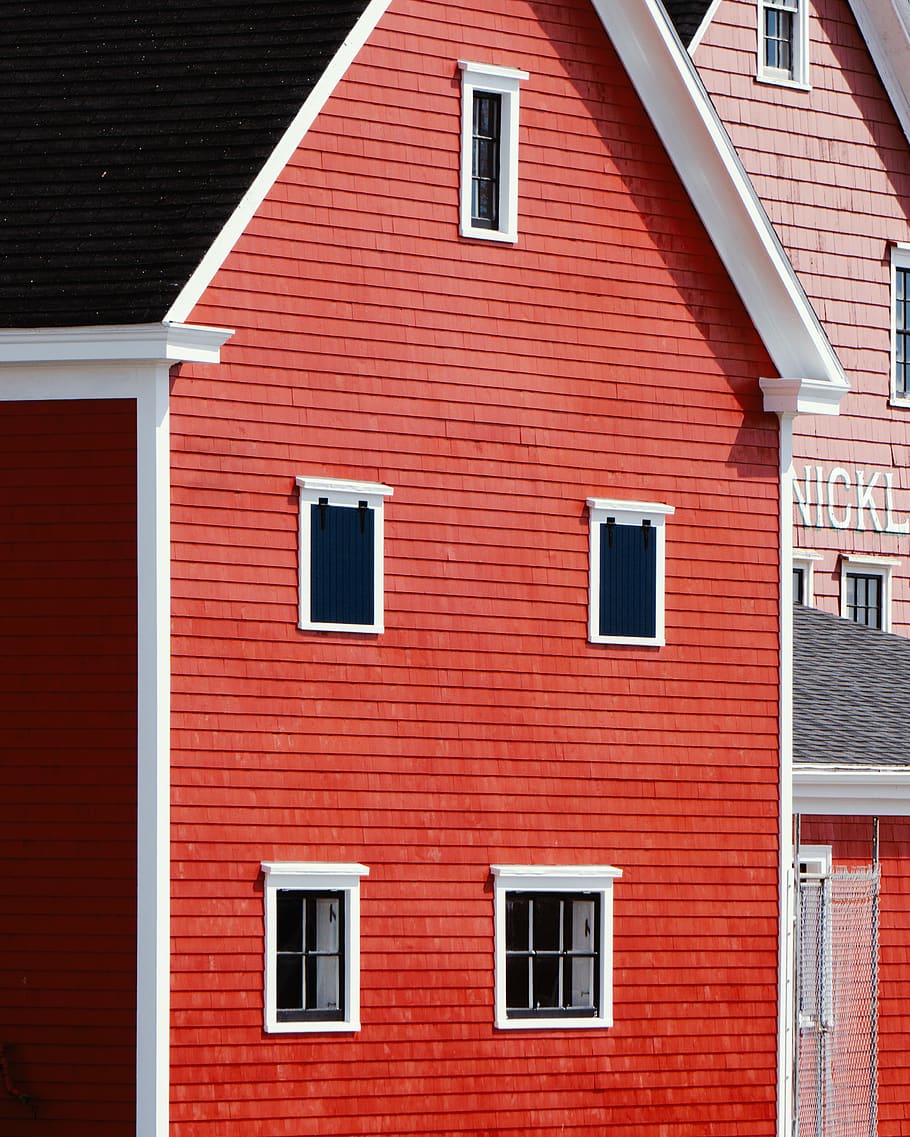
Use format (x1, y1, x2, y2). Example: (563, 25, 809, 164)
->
(662, 0, 715, 45)
(0, 0, 373, 328)
(794, 603, 910, 768)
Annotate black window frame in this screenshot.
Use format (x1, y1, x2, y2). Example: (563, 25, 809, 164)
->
(845, 571, 884, 629)
(275, 889, 346, 1024)
(471, 90, 502, 230)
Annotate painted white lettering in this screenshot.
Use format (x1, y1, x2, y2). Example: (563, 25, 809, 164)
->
(827, 467, 852, 529)
(793, 466, 813, 527)
(884, 472, 910, 534)
(815, 465, 825, 528)
(855, 470, 884, 532)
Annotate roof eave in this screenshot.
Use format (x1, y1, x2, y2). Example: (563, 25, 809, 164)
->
(845, 0, 910, 150)
(794, 764, 910, 816)
(0, 322, 233, 365)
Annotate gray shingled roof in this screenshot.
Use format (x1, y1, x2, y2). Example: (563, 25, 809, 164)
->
(661, 0, 714, 45)
(794, 603, 910, 767)
(0, 0, 371, 328)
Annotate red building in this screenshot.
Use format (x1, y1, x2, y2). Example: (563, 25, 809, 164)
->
(673, 1, 910, 1132)
(0, 2, 850, 1136)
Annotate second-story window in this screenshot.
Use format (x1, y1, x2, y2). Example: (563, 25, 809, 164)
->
(472, 92, 502, 229)
(759, 0, 808, 86)
(891, 247, 910, 404)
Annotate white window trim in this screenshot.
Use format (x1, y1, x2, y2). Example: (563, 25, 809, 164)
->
(839, 553, 899, 632)
(792, 549, 823, 606)
(890, 244, 910, 407)
(491, 864, 621, 1031)
(796, 845, 833, 1032)
(587, 498, 674, 647)
(757, 0, 810, 89)
(458, 60, 529, 243)
(262, 861, 369, 1033)
(296, 476, 393, 634)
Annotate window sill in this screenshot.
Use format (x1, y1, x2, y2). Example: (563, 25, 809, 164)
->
(755, 72, 811, 92)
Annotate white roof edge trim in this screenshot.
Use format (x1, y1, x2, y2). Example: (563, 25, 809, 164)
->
(589, 0, 847, 394)
(845, 0, 910, 150)
(0, 321, 233, 364)
(688, 0, 725, 52)
(759, 376, 848, 416)
(164, 0, 394, 325)
(491, 865, 623, 886)
(296, 475, 394, 498)
(794, 765, 910, 816)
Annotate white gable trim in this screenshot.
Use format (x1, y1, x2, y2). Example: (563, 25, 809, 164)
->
(845, 0, 910, 150)
(794, 765, 910, 816)
(164, 0, 394, 324)
(589, 0, 848, 401)
(688, 0, 724, 52)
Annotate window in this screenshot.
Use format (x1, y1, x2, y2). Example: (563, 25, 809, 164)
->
(297, 476, 393, 633)
(792, 550, 821, 606)
(587, 498, 674, 646)
(262, 862, 368, 1033)
(759, 0, 808, 87)
(458, 61, 528, 243)
(891, 246, 910, 404)
(797, 846, 832, 1034)
(491, 865, 621, 1030)
(840, 554, 899, 631)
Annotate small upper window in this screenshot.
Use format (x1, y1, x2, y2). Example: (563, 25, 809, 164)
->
(792, 551, 822, 606)
(297, 476, 393, 633)
(759, 0, 808, 87)
(587, 498, 674, 646)
(262, 862, 369, 1033)
(839, 554, 899, 631)
(492, 865, 621, 1030)
(891, 246, 910, 405)
(459, 61, 528, 243)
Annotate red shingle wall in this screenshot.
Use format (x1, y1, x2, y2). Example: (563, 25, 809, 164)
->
(799, 816, 910, 1135)
(0, 399, 137, 1136)
(694, 0, 910, 630)
(172, 1, 782, 1133)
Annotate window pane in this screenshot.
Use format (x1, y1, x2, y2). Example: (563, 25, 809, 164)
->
(506, 896, 529, 951)
(533, 955, 560, 1009)
(569, 956, 595, 1009)
(506, 954, 530, 1010)
(846, 573, 883, 629)
(313, 897, 340, 953)
(277, 890, 303, 952)
(314, 955, 340, 1011)
(471, 91, 501, 228)
(793, 566, 805, 604)
(277, 953, 304, 1011)
(570, 900, 595, 951)
(897, 267, 910, 396)
(532, 897, 561, 952)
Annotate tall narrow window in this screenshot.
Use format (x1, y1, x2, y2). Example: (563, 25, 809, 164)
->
(297, 476, 393, 633)
(459, 61, 528, 243)
(587, 498, 674, 646)
(263, 862, 368, 1033)
(840, 555, 898, 631)
(891, 247, 910, 404)
(759, 0, 808, 86)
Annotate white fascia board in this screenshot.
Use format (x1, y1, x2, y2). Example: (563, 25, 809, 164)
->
(0, 322, 232, 364)
(794, 765, 910, 816)
(164, 0, 394, 325)
(688, 0, 724, 52)
(846, 0, 910, 149)
(588, 0, 848, 400)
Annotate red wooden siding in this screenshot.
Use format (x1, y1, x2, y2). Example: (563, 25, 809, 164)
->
(799, 816, 910, 1136)
(694, 0, 910, 631)
(170, 0, 781, 1133)
(0, 400, 137, 1136)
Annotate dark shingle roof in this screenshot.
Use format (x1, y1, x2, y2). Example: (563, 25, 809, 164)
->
(794, 603, 910, 767)
(661, 0, 714, 45)
(0, 0, 372, 328)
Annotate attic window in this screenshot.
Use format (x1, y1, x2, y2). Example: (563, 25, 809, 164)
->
(759, 0, 808, 87)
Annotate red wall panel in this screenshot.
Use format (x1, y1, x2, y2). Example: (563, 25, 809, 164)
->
(0, 400, 137, 1136)
(170, 1, 781, 1133)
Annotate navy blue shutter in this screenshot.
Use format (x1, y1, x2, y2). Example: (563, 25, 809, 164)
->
(310, 502, 375, 625)
(599, 521, 657, 638)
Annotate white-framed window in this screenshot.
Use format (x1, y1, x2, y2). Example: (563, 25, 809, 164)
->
(891, 245, 910, 405)
(262, 862, 369, 1033)
(587, 498, 674, 646)
(839, 554, 899, 631)
(491, 865, 621, 1030)
(792, 550, 822, 606)
(458, 60, 528, 243)
(797, 845, 833, 1033)
(296, 476, 393, 634)
(758, 0, 809, 87)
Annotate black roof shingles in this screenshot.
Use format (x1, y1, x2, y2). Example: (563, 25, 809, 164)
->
(794, 603, 910, 767)
(661, 0, 714, 45)
(0, 0, 372, 328)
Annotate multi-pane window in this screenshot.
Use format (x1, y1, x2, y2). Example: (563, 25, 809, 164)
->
(297, 476, 393, 633)
(471, 92, 501, 229)
(262, 862, 368, 1033)
(458, 61, 528, 242)
(492, 865, 621, 1030)
(276, 891, 344, 1022)
(845, 572, 883, 628)
(760, 0, 807, 85)
(587, 498, 674, 646)
(505, 893, 599, 1019)
(892, 250, 910, 402)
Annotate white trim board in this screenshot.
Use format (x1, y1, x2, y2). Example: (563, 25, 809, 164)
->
(794, 765, 910, 816)
(164, 0, 394, 324)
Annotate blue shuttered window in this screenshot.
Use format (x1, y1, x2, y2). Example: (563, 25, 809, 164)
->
(310, 501, 374, 626)
(598, 520, 657, 640)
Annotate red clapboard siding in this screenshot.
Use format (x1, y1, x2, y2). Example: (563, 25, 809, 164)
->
(0, 400, 137, 1137)
(168, 0, 781, 1134)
